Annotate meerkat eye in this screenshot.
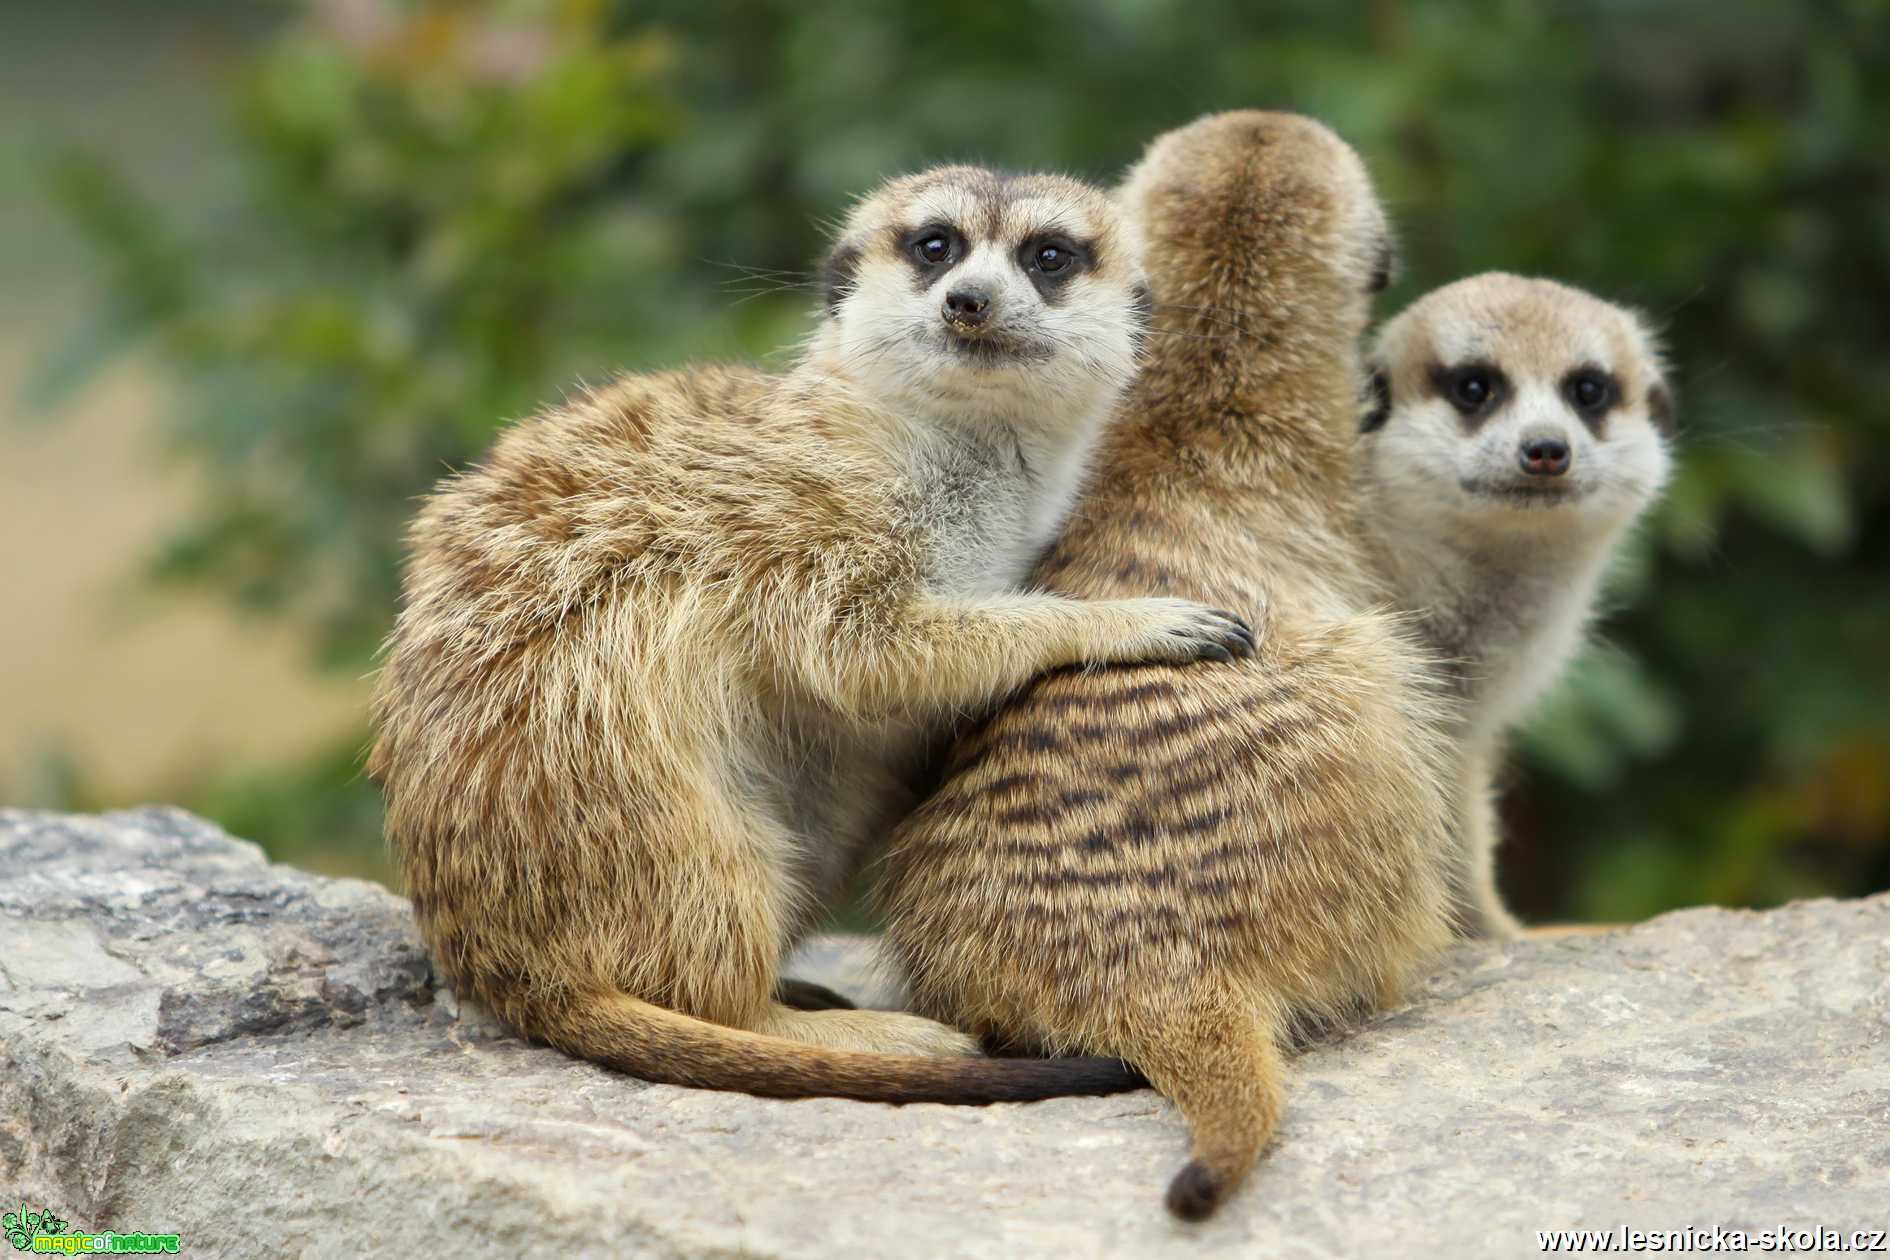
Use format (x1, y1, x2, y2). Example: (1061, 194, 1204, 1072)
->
(1564, 368, 1616, 417)
(913, 233, 955, 266)
(1431, 362, 1506, 420)
(1021, 237, 1081, 279)
(1450, 370, 1493, 410)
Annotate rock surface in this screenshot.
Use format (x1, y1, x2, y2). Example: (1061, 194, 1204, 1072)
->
(1, 807, 1885, 1258)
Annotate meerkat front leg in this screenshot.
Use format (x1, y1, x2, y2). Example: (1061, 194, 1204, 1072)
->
(1464, 755, 1616, 939)
(795, 591, 1256, 721)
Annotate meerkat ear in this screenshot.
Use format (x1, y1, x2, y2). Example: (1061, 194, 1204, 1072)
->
(1368, 238, 1398, 295)
(1647, 380, 1676, 436)
(1630, 309, 1676, 436)
(1359, 363, 1392, 433)
(821, 240, 864, 316)
(1130, 283, 1155, 330)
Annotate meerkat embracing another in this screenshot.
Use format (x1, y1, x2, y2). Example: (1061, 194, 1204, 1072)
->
(369, 165, 1259, 1103)
(876, 113, 1457, 1220)
(1357, 274, 1675, 937)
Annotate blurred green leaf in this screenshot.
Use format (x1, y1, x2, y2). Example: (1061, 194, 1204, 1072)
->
(1519, 647, 1684, 791)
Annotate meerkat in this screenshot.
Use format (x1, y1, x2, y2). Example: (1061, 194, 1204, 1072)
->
(368, 164, 1259, 1104)
(875, 112, 1457, 1220)
(1356, 274, 1675, 938)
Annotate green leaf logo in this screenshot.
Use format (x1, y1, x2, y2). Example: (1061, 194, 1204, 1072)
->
(5, 1205, 31, 1251)
(3, 1204, 69, 1250)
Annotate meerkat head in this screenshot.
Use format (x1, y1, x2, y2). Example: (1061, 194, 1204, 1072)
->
(811, 165, 1151, 426)
(1360, 274, 1674, 538)
(1119, 111, 1397, 342)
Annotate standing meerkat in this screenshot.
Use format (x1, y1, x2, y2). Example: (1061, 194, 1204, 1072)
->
(1357, 274, 1675, 937)
(369, 164, 1258, 1103)
(876, 112, 1456, 1220)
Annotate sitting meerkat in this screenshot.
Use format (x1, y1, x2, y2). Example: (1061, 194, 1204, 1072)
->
(369, 164, 1257, 1104)
(876, 113, 1456, 1220)
(1356, 274, 1675, 938)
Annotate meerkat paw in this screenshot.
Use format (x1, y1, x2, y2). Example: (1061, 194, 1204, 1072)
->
(1101, 597, 1257, 666)
(852, 1012, 981, 1057)
(759, 1004, 981, 1057)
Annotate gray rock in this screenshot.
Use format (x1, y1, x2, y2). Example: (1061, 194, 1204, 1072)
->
(1, 807, 1885, 1258)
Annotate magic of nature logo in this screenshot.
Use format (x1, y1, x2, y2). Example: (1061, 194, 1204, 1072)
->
(4, 1204, 182, 1254)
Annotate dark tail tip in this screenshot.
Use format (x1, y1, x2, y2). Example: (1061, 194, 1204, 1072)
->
(1043, 1055, 1148, 1098)
(968, 1055, 1147, 1102)
(1165, 1159, 1223, 1221)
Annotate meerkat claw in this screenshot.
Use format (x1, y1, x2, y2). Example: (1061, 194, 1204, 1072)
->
(1174, 607, 1256, 660)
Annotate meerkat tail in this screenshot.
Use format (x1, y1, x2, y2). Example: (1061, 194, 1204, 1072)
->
(1134, 996, 1287, 1222)
(534, 989, 1148, 1103)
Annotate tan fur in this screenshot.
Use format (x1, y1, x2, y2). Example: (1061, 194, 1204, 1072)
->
(369, 166, 1257, 1103)
(876, 113, 1457, 1217)
(1358, 275, 1674, 937)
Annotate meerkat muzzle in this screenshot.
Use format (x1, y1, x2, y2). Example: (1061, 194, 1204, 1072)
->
(942, 286, 993, 334)
(1519, 432, 1572, 476)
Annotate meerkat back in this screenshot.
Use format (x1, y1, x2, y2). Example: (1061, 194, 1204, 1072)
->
(1357, 274, 1675, 936)
(878, 112, 1457, 1219)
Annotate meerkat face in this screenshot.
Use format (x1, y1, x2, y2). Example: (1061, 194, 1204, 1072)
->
(1360, 274, 1675, 535)
(815, 166, 1151, 422)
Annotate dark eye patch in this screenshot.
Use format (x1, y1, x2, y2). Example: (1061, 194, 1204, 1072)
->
(898, 223, 965, 285)
(1016, 233, 1094, 303)
(1561, 365, 1620, 430)
(1428, 360, 1509, 427)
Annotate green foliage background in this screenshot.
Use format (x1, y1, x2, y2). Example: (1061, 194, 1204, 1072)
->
(37, 0, 1890, 920)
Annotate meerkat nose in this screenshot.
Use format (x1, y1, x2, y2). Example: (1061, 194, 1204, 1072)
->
(1519, 433, 1572, 477)
(943, 287, 993, 332)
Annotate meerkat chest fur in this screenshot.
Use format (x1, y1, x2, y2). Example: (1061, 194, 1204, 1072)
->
(898, 409, 1103, 596)
(1372, 513, 1620, 742)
